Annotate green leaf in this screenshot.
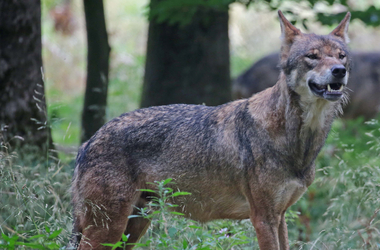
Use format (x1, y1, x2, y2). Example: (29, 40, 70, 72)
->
(28, 234, 45, 240)
(166, 203, 178, 208)
(170, 211, 185, 216)
(182, 239, 188, 249)
(46, 242, 60, 249)
(149, 204, 161, 208)
(1, 233, 10, 242)
(102, 242, 123, 250)
(163, 187, 173, 193)
(162, 178, 173, 185)
(171, 191, 191, 197)
(138, 189, 156, 193)
(48, 228, 62, 240)
(45, 225, 51, 233)
(127, 241, 151, 247)
(5, 234, 19, 246)
(188, 225, 202, 229)
(121, 234, 129, 242)
(111, 242, 123, 250)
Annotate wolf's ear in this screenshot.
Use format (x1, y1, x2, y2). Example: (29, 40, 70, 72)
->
(329, 12, 351, 43)
(278, 10, 302, 45)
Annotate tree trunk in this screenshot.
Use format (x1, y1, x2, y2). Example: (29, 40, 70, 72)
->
(0, 0, 55, 159)
(81, 0, 110, 143)
(141, 4, 231, 108)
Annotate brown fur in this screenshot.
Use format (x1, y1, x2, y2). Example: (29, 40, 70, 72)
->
(69, 11, 351, 250)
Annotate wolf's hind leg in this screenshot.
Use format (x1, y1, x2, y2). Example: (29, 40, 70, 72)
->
(124, 216, 151, 250)
(77, 202, 131, 250)
(124, 198, 151, 250)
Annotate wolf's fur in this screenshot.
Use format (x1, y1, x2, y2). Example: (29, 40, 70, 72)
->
(69, 11, 351, 250)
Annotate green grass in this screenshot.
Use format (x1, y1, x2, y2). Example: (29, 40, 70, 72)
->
(3, 81, 380, 249)
(2, 118, 380, 248)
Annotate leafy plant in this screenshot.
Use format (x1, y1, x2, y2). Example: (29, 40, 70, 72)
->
(0, 226, 62, 250)
(101, 233, 130, 250)
(113, 178, 254, 249)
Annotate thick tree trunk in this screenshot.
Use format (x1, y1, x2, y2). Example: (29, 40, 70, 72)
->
(0, 0, 55, 159)
(141, 4, 231, 108)
(81, 0, 110, 143)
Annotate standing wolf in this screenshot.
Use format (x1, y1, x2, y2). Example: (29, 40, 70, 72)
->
(70, 11, 351, 250)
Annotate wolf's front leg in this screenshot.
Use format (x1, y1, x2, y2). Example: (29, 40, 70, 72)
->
(278, 212, 289, 250)
(250, 208, 281, 250)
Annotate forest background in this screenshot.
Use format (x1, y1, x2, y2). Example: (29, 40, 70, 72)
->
(1, 0, 380, 249)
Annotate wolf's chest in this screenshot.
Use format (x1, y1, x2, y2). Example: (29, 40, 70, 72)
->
(273, 179, 308, 211)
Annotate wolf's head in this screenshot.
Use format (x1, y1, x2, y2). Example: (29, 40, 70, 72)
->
(278, 11, 351, 103)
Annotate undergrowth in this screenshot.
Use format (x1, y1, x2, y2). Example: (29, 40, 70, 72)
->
(1, 117, 380, 249)
(105, 178, 253, 250)
(291, 118, 380, 249)
(0, 139, 72, 249)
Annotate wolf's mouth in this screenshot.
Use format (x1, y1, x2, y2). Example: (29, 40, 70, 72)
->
(308, 80, 344, 101)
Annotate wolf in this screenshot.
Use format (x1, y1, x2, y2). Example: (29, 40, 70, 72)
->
(233, 51, 380, 120)
(232, 52, 280, 100)
(69, 11, 351, 250)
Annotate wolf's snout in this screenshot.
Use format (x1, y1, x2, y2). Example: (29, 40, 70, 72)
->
(331, 65, 346, 78)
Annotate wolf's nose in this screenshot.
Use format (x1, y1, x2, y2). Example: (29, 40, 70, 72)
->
(331, 65, 346, 78)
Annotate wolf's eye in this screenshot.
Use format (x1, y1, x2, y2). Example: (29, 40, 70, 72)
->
(306, 54, 318, 60)
(339, 54, 346, 60)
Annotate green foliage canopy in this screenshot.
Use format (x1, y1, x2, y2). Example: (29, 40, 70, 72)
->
(148, 0, 380, 28)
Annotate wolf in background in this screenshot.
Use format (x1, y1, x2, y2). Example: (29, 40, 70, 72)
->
(69, 11, 351, 250)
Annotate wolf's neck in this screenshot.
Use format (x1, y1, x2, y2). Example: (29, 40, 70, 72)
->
(260, 74, 338, 133)
(247, 75, 337, 166)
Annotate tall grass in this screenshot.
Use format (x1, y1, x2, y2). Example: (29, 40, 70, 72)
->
(0, 138, 73, 249)
(1, 116, 380, 249)
(306, 119, 380, 249)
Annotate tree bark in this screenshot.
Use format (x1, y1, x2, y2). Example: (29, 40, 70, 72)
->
(0, 0, 55, 159)
(141, 4, 231, 108)
(81, 0, 110, 143)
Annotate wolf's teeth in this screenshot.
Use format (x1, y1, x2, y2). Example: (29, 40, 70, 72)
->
(327, 84, 331, 92)
(339, 85, 344, 91)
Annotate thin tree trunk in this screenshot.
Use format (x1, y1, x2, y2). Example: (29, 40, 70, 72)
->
(141, 4, 231, 108)
(81, 0, 110, 143)
(0, 0, 55, 160)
